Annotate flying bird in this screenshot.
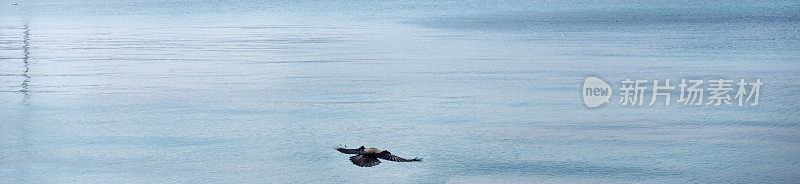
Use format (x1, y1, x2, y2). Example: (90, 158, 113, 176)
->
(336, 146, 421, 167)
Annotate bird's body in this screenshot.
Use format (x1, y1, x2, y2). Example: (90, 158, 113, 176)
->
(336, 146, 421, 167)
(364, 147, 381, 154)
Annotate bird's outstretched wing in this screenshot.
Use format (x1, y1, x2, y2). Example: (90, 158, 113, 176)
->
(336, 146, 364, 154)
(349, 155, 381, 167)
(376, 151, 422, 162)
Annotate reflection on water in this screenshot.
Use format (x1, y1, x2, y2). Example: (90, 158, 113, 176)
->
(1, 0, 799, 183)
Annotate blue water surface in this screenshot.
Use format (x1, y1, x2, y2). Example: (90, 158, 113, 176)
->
(1, 0, 799, 183)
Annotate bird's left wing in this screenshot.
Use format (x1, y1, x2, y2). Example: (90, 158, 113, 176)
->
(376, 151, 421, 162)
(336, 146, 364, 154)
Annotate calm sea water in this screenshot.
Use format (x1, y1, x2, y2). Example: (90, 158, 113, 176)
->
(1, 0, 799, 183)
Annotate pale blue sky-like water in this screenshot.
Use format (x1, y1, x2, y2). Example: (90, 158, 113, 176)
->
(1, 0, 799, 183)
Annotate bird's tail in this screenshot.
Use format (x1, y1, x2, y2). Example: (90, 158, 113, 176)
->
(349, 155, 381, 167)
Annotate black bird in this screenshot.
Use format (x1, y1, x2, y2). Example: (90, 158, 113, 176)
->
(336, 146, 421, 167)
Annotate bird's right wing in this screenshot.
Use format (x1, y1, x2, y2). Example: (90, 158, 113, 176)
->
(336, 146, 364, 154)
(376, 151, 422, 162)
